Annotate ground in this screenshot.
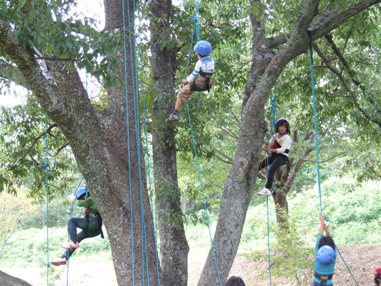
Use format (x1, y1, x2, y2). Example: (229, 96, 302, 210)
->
(1, 243, 380, 285)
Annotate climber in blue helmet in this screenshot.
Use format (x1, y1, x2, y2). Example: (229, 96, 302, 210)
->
(167, 40, 216, 122)
(51, 186, 104, 266)
(312, 215, 337, 285)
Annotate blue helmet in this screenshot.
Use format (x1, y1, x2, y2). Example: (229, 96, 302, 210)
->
(74, 186, 89, 199)
(317, 245, 336, 265)
(194, 40, 212, 56)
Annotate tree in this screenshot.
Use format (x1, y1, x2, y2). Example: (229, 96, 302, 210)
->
(1, 0, 380, 286)
(1, 1, 158, 285)
(198, 1, 380, 285)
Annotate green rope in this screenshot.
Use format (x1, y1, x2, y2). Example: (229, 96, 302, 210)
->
(183, 2, 222, 285)
(43, 115, 50, 286)
(308, 32, 359, 285)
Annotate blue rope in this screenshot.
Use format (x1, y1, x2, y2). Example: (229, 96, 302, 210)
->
(307, 35, 323, 215)
(266, 197, 272, 285)
(194, 0, 201, 41)
(65, 177, 84, 286)
(185, 108, 222, 286)
(137, 1, 161, 284)
(125, 1, 147, 284)
(121, 0, 135, 283)
(127, 0, 151, 284)
(43, 115, 50, 286)
(265, 94, 277, 285)
(308, 33, 359, 285)
(184, 3, 222, 285)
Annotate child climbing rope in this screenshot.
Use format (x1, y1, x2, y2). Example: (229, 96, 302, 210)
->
(51, 186, 103, 266)
(257, 118, 291, 196)
(166, 40, 215, 122)
(312, 214, 337, 286)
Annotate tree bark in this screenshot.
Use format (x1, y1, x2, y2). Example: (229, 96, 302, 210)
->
(0, 270, 32, 286)
(149, 0, 189, 285)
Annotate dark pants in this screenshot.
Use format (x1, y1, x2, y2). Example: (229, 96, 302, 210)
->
(259, 154, 288, 189)
(63, 216, 102, 259)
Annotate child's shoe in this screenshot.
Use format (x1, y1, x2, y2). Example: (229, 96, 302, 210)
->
(166, 111, 180, 122)
(62, 241, 79, 250)
(51, 257, 67, 266)
(257, 188, 272, 196)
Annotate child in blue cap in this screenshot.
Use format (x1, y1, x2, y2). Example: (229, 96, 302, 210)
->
(167, 40, 215, 122)
(312, 215, 337, 286)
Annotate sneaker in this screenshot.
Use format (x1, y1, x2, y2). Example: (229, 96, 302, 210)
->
(166, 111, 179, 122)
(257, 188, 272, 196)
(51, 257, 67, 266)
(62, 241, 79, 250)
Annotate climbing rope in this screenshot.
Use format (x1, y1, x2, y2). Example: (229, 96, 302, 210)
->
(307, 32, 323, 215)
(308, 32, 359, 286)
(65, 177, 84, 286)
(184, 1, 222, 285)
(121, 0, 136, 283)
(137, 0, 161, 283)
(122, 0, 162, 284)
(265, 94, 277, 285)
(126, 0, 150, 283)
(43, 115, 50, 286)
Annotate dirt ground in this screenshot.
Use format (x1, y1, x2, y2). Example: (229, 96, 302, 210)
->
(1, 243, 380, 285)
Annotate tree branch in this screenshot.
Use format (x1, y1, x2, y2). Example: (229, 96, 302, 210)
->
(10, 124, 58, 170)
(324, 34, 361, 86)
(309, 0, 381, 40)
(219, 125, 239, 141)
(213, 148, 233, 165)
(283, 146, 314, 194)
(302, 151, 347, 163)
(55, 143, 70, 156)
(0, 60, 29, 89)
(313, 43, 381, 128)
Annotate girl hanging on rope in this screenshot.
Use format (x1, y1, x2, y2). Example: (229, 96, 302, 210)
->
(166, 40, 215, 122)
(257, 118, 291, 196)
(51, 186, 103, 266)
(312, 214, 337, 286)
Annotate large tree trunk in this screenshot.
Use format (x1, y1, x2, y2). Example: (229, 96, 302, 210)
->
(0, 0, 159, 285)
(0, 270, 32, 286)
(149, 0, 189, 285)
(198, 1, 380, 284)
